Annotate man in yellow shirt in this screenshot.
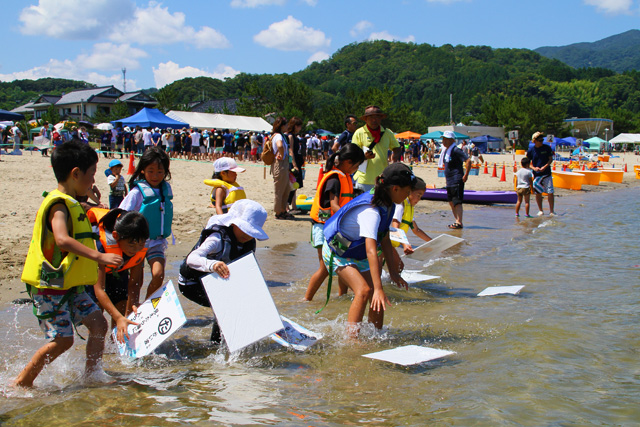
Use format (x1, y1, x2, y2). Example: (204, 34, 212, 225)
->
(352, 105, 402, 193)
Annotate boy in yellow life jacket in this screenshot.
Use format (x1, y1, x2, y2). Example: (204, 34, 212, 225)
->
(391, 177, 432, 259)
(14, 141, 123, 388)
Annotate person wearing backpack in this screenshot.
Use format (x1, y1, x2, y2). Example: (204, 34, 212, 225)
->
(269, 117, 295, 220)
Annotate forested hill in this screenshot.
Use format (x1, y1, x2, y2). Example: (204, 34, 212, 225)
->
(0, 78, 93, 111)
(4, 39, 640, 139)
(535, 30, 640, 73)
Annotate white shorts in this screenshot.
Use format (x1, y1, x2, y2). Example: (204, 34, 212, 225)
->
(311, 222, 325, 248)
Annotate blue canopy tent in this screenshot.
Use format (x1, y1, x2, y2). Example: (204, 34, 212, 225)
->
(556, 136, 577, 147)
(469, 135, 502, 153)
(0, 109, 25, 121)
(112, 108, 188, 129)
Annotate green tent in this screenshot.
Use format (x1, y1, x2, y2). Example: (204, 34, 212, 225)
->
(420, 130, 469, 141)
(583, 136, 606, 152)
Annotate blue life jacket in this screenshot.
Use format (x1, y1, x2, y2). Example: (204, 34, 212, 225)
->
(323, 192, 393, 260)
(136, 180, 173, 239)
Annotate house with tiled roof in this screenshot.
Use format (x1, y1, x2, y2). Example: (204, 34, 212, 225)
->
(189, 98, 239, 114)
(11, 86, 157, 120)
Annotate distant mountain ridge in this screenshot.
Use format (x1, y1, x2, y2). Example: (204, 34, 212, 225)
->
(535, 29, 640, 73)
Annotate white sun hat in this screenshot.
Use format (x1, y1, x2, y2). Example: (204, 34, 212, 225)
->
(205, 199, 268, 241)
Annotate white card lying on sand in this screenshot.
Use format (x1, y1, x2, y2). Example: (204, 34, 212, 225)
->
(201, 253, 284, 353)
(389, 227, 410, 245)
(363, 345, 455, 366)
(270, 315, 323, 351)
(113, 280, 187, 358)
(400, 270, 440, 284)
(405, 234, 464, 261)
(477, 285, 525, 296)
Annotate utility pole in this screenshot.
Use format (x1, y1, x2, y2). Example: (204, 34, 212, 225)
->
(122, 68, 127, 92)
(449, 93, 453, 125)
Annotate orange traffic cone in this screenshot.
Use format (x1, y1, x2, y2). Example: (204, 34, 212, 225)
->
(491, 163, 497, 178)
(624, 163, 628, 172)
(552, 162, 556, 171)
(582, 164, 586, 171)
(499, 164, 506, 182)
(127, 151, 136, 175)
(562, 164, 566, 171)
(483, 162, 489, 174)
(513, 163, 517, 173)
(316, 164, 325, 189)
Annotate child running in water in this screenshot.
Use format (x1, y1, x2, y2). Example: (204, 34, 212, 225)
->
(304, 143, 365, 301)
(15, 141, 122, 387)
(322, 162, 413, 337)
(119, 147, 172, 299)
(205, 157, 247, 215)
(391, 177, 432, 260)
(178, 199, 269, 342)
(86, 208, 149, 342)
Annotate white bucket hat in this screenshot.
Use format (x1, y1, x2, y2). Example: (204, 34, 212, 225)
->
(205, 199, 268, 241)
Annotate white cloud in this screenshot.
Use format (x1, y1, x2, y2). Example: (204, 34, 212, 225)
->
(153, 61, 240, 88)
(0, 59, 138, 91)
(307, 51, 329, 64)
(368, 31, 415, 43)
(77, 43, 148, 70)
(254, 16, 330, 51)
(231, 0, 286, 6)
(583, 0, 633, 14)
(350, 20, 373, 37)
(110, 3, 230, 48)
(19, 0, 134, 39)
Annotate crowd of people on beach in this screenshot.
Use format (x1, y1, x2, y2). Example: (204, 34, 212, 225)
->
(11, 103, 561, 388)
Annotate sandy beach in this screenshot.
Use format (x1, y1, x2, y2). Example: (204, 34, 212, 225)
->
(1, 150, 638, 305)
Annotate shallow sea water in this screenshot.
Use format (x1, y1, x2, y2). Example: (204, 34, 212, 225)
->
(1, 187, 639, 426)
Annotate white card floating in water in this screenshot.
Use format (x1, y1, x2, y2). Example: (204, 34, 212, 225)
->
(113, 280, 187, 358)
(477, 285, 525, 297)
(405, 234, 464, 261)
(363, 345, 455, 366)
(400, 270, 440, 284)
(201, 253, 284, 353)
(270, 315, 322, 351)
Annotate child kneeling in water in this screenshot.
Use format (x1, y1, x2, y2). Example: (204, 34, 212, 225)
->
(322, 163, 413, 337)
(178, 199, 269, 341)
(86, 208, 149, 343)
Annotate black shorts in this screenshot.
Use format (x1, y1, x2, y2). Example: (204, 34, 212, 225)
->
(191, 146, 201, 154)
(86, 270, 129, 306)
(179, 282, 211, 308)
(446, 183, 465, 206)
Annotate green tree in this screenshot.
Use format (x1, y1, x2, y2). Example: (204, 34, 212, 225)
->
(110, 100, 130, 122)
(42, 105, 60, 125)
(154, 86, 178, 112)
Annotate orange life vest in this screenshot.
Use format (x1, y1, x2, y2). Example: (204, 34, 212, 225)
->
(310, 169, 354, 223)
(87, 208, 147, 274)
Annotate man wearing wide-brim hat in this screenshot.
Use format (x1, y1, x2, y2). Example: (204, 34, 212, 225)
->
(351, 105, 401, 193)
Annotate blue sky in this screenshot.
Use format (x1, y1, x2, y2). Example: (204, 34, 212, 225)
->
(0, 0, 638, 91)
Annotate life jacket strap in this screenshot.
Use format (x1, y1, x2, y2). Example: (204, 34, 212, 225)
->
(315, 251, 334, 314)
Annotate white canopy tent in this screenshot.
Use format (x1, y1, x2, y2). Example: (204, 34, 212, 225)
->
(166, 111, 272, 132)
(609, 133, 640, 144)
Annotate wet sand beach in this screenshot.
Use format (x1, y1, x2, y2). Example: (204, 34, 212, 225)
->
(1, 151, 638, 304)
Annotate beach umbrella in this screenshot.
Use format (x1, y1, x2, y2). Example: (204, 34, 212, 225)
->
(420, 130, 470, 141)
(96, 123, 114, 131)
(395, 131, 422, 139)
(78, 120, 94, 129)
(54, 122, 65, 130)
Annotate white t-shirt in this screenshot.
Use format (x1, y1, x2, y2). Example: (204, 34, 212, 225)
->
(142, 129, 152, 146)
(393, 203, 404, 222)
(191, 132, 201, 147)
(339, 204, 382, 242)
(515, 168, 534, 188)
(272, 133, 288, 159)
